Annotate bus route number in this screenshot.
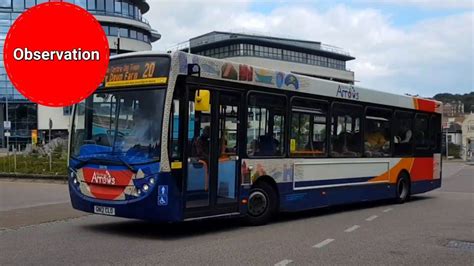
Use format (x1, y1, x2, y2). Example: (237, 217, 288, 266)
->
(143, 62, 155, 79)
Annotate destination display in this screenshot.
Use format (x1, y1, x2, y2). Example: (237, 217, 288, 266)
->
(104, 57, 170, 88)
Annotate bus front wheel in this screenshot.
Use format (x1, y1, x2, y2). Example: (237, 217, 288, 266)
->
(395, 172, 411, 203)
(246, 182, 277, 226)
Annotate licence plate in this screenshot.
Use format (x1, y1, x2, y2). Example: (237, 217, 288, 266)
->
(94, 205, 115, 216)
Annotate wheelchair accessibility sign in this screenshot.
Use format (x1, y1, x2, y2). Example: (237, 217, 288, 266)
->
(158, 185, 168, 206)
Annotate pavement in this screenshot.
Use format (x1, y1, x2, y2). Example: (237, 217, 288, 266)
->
(0, 162, 473, 265)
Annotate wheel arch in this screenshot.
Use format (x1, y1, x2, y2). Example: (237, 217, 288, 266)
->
(253, 175, 280, 211)
(398, 169, 412, 183)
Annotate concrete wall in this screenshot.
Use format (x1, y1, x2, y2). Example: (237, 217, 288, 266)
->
(225, 56, 354, 83)
(107, 36, 152, 52)
(37, 106, 70, 131)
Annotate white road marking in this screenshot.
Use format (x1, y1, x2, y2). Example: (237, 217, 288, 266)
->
(344, 225, 360, 232)
(313, 238, 335, 248)
(366, 215, 378, 221)
(275, 259, 293, 266)
(382, 208, 393, 213)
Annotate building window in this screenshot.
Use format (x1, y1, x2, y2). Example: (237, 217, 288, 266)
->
(119, 27, 128, 38)
(63, 106, 72, 116)
(109, 26, 118, 36)
(290, 98, 327, 157)
(87, 0, 95, 10)
(105, 0, 113, 12)
(96, 0, 105, 11)
(394, 111, 413, 156)
(128, 3, 134, 17)
(365, 107, 391, 157)
(331, 103, 362, 157)
(130, 29, 136, 39)
(114, 0, 121, 13)
(122, 1, 128, 16)
(101, 25, 109, 35)
(247, 93, 286, 157)
(0, 0, 11, 8)
(25, 0, 36, 8)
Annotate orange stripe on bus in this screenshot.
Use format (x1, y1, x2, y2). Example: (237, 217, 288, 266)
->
(370, 158, 415, 184)
(416, 98, 436, 112)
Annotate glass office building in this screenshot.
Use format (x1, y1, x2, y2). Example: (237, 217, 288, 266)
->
(0, 0, 160, 147)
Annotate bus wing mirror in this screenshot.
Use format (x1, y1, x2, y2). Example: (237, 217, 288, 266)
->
(195, 90, 210, 112)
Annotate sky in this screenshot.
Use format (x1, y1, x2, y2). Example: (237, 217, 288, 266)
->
(144, 0, 473, 97)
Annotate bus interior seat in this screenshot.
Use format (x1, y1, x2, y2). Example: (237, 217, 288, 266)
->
(257, 135, 277, 156)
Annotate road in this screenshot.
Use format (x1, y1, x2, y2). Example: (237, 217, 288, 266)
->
(0, 162, 473, 265)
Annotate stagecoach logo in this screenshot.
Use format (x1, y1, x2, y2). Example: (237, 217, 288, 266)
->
(91, 170, 116, 185)
(336, 85, 359, 100)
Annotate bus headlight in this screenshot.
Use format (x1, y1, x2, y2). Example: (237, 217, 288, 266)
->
(142, 184, 149, 192)
(149, 177, 155, 185)
(73, 178, 78, 185)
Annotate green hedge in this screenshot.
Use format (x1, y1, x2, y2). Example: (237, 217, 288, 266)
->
(0, 154, 67, 175)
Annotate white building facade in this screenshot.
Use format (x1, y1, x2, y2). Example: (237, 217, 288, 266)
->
(462, 113, 474, 161)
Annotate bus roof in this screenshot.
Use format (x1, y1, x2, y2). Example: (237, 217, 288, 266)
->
(110, 51, 442, 114)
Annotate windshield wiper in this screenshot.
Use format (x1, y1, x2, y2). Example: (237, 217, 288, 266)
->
(71, 155, 136, 173)
(114, 156, 138, 173)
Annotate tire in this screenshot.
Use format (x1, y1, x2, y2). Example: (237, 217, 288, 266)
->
(245, 182, 278, 226)
(395, 172, 411, 204)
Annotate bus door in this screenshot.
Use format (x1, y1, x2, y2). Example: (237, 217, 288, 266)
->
(183, 87, 241, 218)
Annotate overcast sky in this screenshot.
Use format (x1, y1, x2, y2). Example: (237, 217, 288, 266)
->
(144, 0, 473, 97)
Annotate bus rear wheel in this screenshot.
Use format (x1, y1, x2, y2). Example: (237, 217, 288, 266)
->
(396, 172, 410, 203)
(246, 182, 277, 226)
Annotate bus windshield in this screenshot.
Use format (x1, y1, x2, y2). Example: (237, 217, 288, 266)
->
(70, 89, 166, 164)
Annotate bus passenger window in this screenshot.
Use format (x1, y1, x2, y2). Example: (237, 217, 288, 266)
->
(330, 103, 362, 157)
(394, 111, 413, 156)
(430, 115, 441, 152)
(246, 93, 286, 157)
(364, 108, 391, 157)
(414, 114, 429, 149)
(290, 98, 327, 157)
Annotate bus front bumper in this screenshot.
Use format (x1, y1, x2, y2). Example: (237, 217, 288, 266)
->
(68, 172, 183, 223)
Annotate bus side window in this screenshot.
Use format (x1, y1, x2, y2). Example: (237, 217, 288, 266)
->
(430, 114, 441, 153)
(290, 97, 328, 157)
(393, 111, 413, 156)
(246, 93, 286, 157)
(330, 103, 363, 157)
(414, 113, 429, 150)
(364, 107, 392, 157)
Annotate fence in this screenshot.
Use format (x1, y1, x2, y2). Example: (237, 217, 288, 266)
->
(0, 144, 68, 176)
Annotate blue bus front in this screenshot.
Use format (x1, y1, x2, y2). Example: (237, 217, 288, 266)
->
(68, 55, 181, 222)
